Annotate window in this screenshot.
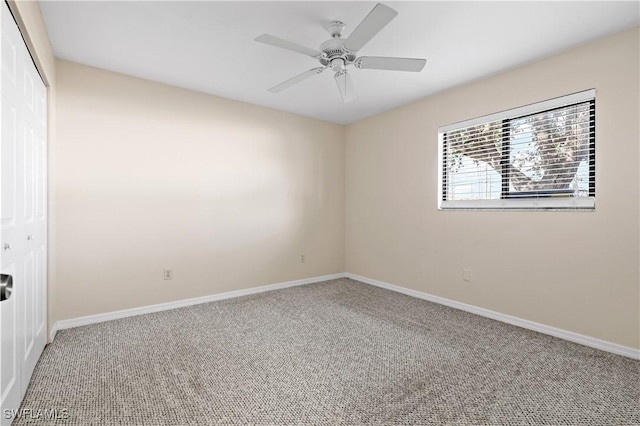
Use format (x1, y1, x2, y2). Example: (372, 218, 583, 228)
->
(438, 90, 595, 210)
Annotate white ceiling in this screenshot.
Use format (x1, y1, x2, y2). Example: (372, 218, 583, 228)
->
(40, 1, 639, 125)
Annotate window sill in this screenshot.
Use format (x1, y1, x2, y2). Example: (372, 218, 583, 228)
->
(439, 197, 595, 211)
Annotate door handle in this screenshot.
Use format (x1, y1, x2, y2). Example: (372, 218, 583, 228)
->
(0, 274, 13, 302)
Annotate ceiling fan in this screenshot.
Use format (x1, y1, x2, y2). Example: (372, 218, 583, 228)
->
(255, 3, 426, 103)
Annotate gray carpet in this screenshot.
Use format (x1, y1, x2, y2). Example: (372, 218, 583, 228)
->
(14, 278, 640, 425)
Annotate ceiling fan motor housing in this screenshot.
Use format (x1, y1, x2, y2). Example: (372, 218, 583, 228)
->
(319, 37, 356, 66)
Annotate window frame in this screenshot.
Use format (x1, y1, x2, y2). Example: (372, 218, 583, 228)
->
(438, 89, 596, 211)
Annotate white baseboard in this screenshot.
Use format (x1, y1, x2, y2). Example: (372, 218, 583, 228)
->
(48, 322, 58, 343)
(50, 271, 639, 360)
(346, 273, 640, 360)
(52, 273, 347, 334)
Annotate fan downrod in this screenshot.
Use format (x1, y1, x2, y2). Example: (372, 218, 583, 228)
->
(326, 21, 345, 38)
(319, 21, 356, 66)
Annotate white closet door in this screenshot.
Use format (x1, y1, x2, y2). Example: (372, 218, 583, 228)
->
(1, 2, 23, 419)
(0, 3, 47, 424)
(19, 24, 47, 395)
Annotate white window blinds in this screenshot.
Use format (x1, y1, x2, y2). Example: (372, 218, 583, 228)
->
(438, 90, 595, 210)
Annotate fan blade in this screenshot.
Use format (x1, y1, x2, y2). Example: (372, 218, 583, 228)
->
(335, 71, 356, 103)
(255, 34, 324, 58)
(356, 56, 426, 72)
(268, 67, 326, 93)
(344, 3, 398, 53)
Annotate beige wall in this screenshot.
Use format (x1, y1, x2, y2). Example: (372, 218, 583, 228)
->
(55, 60, 345, 320)
(8, 0, 57, 338)
(345, 27, 640, 349)
(49, 25, 640, 350)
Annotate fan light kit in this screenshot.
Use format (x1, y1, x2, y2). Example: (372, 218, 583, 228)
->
(255, 3, 426, 103)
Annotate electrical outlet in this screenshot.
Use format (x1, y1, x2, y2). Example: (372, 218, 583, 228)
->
(164, 269, 173, 280)
(462, 268, 471, 282)
(300, 254, 306, 263)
